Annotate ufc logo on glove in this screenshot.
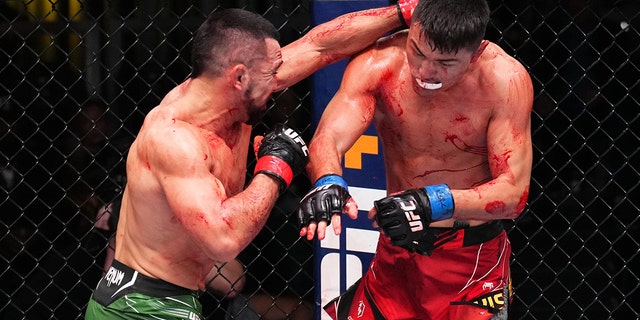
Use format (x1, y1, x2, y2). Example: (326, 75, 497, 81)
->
(401, 200, 424, 232)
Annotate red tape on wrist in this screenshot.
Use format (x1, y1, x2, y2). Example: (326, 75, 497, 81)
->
(254, 156, 294, 187)
(397, 0, 417, 27)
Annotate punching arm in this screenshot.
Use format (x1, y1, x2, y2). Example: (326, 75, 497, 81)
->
(276, 4, 412, 90)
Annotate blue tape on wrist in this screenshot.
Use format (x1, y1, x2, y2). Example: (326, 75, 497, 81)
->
(314, 174, 349, 191)
(424, 184, 455, 221)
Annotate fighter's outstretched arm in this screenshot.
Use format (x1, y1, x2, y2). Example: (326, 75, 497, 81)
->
(276, 3, 409, 91)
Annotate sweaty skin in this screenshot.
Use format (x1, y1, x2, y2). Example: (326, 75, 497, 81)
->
(302, 27, 533, 240)
(115, 7, 403, 291)
(118, 77, 278, 291)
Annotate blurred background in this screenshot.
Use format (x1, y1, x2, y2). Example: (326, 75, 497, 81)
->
(0, 0, 638, 319)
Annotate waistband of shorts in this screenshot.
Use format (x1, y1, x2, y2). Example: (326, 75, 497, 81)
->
(97, 259, 196, 300)
(432, 220, 504, 249)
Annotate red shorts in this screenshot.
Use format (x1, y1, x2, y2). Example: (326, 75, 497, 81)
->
(324, 221, 512, 320)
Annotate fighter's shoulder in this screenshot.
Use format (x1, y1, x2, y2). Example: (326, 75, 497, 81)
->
(349, 31, 407, 73)
(481, 42, 530, 80)
(371, 30, 407, 60)
(374, 29, 409, 50)
(478, 43, 533, 110)
(141, 109, 204, 152)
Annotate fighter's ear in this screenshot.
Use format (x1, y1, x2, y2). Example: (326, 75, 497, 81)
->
(470, 40, 489, 63)
(229, 64, 249, 91)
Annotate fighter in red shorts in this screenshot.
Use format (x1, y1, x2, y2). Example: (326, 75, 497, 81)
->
(296, 0, 533, 318)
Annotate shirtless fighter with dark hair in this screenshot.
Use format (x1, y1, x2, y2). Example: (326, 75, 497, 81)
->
(297, 0, 533, 318)
(85, 3, 417, 319)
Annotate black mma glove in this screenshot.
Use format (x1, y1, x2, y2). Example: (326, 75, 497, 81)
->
(296, 174, 351, 228)
(374, 184, 455, 247)
(254, 124, 309, 193)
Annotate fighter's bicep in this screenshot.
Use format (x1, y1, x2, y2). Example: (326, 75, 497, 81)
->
(324, 53, 380, 127)
(316, 82, 377, 156)
(488, 61, 533, 153)
(486, 104, 532, 185)
(160, 171, 228, 249)
(149, 130, 225, 221)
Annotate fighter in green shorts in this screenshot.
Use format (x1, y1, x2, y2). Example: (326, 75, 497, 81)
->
(85, 260, 202, 320)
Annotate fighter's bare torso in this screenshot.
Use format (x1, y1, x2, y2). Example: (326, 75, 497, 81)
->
(115, 82, 251, 290)
(364, 32, 531, 227)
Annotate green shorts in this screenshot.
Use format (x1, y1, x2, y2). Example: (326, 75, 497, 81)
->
(85, 260, 202, 320)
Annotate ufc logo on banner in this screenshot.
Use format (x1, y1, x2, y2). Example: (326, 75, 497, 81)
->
(400, 200, 423, 232)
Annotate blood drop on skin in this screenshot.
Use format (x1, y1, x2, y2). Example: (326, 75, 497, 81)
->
(485, 200, 506, 214)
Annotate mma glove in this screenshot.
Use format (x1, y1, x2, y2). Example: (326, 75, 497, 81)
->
(396, 0, 418, 28)
(254, 124, 309, 193)
(374, 184, 455, 247)
(296, 174, 352, 228)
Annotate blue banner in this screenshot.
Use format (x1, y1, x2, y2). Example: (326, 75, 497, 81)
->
(311, 1, 389, 319)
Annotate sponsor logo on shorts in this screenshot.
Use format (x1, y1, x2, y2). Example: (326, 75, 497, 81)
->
(470, 290, 505, 310)
(482, 281, 495, 290)
(188, 312, 200, 320)
(357, 300, 366, 318)
(104, 267, 125, 287)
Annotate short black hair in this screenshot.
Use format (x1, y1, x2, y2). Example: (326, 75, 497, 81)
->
(191, 8, 280, 77)
(413, 0, 490, 53)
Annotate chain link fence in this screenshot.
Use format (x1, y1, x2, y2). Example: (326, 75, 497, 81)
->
(1, 0, 638, 319)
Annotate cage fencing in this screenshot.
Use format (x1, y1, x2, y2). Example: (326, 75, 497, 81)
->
(0, 0, 638, 319)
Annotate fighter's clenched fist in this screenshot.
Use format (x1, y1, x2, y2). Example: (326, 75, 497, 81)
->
(373, 184, 454, 247)
(254, 124, 309, 192)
